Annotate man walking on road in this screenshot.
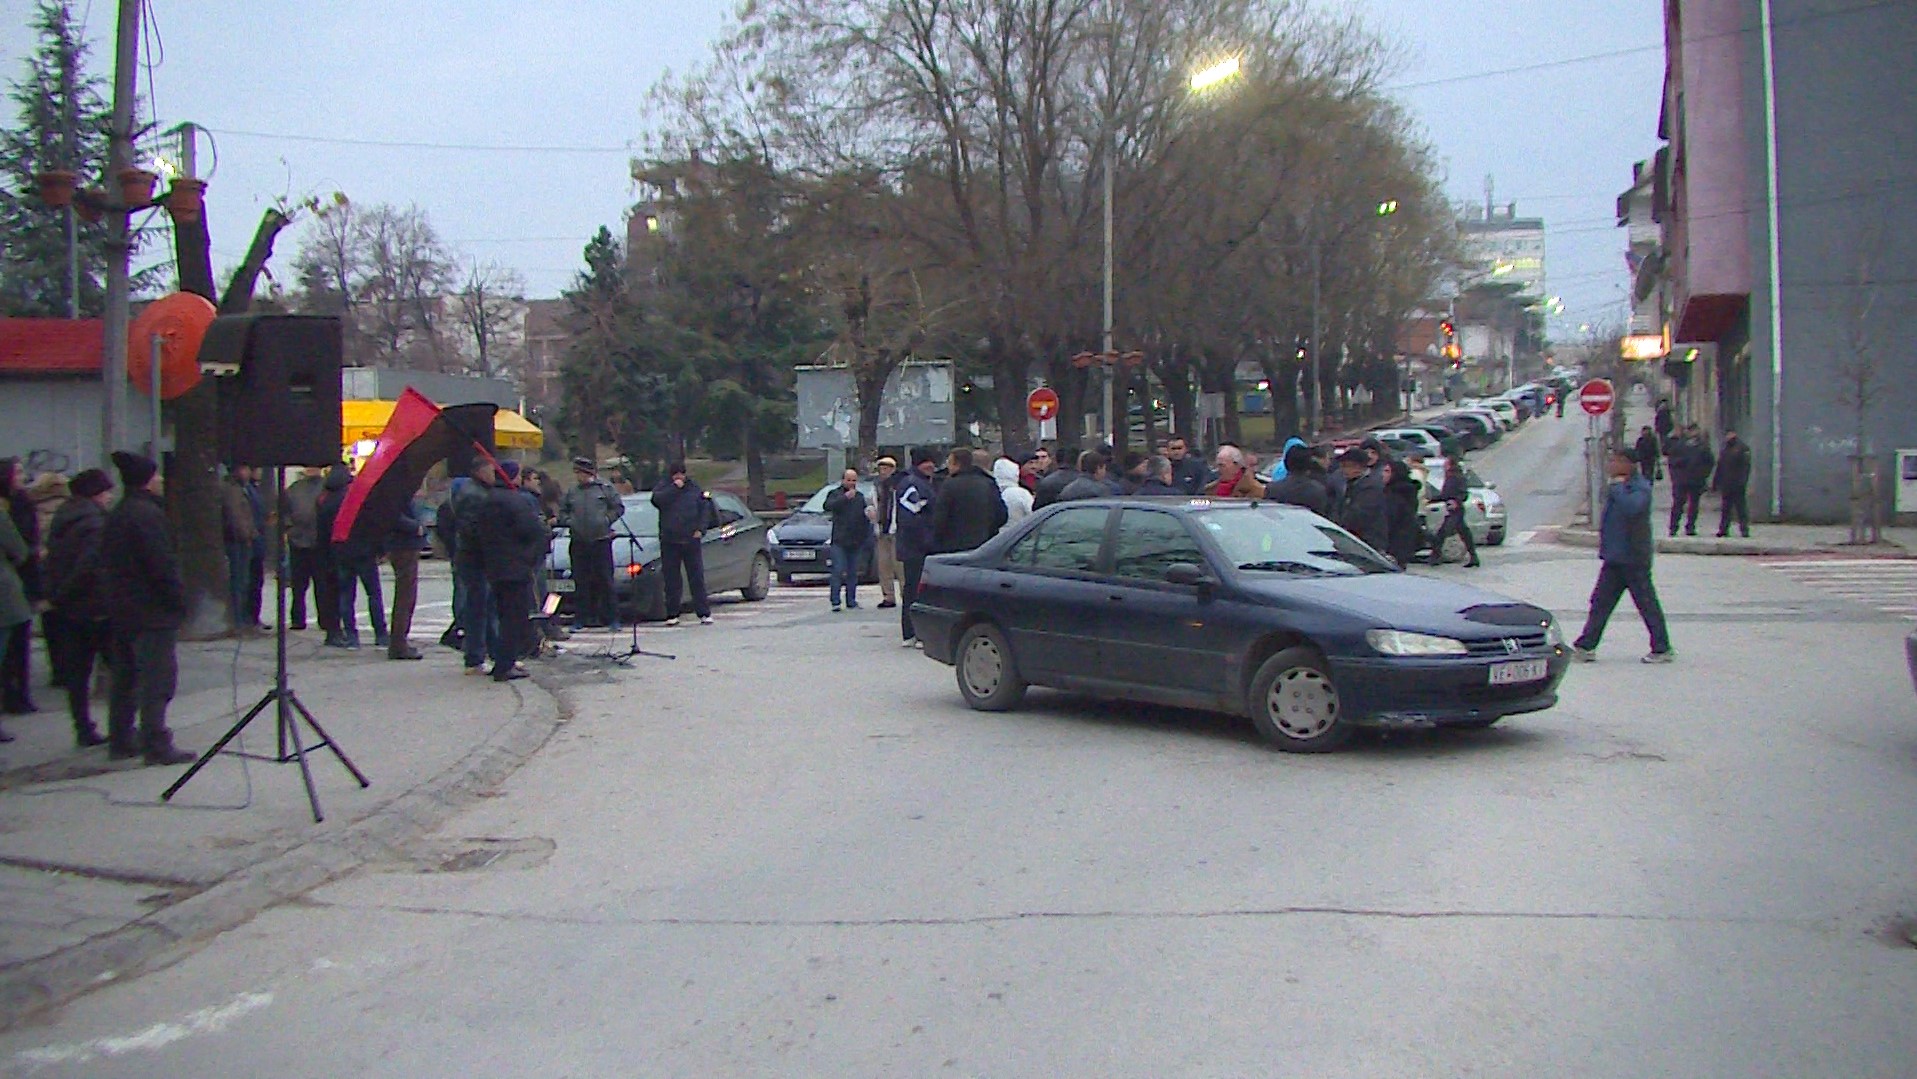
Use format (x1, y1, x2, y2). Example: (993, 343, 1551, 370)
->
(561, 456, 625, 630)
(100, 452, 194, 765)
(1573, 449, 1674, 664)
(651, 462, 717, 626)
(1713, 430, 1753, 539)
(872, 456, 902, 609)
(1426, 451, 1480, 568)
(895, 449, 939, 647)
(932, 447, 1008, 554)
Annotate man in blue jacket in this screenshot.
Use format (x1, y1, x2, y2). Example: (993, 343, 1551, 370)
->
(894, 448, 940, 647)
(1572, 450, 1674, 664)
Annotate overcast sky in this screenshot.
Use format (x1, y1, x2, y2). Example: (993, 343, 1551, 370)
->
(1, 0, 1664, 334)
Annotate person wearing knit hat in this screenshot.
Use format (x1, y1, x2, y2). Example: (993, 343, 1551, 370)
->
(43, 469, 115, 747)
(99, 450, 194, 765)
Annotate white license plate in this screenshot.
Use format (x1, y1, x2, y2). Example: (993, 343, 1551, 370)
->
(1489, 658, 1548, 685)
(549, 579, 575, 593)
(783, 549, 819, 561)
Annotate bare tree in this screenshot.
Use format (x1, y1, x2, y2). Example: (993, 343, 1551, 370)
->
(454, 259, 527, 379)
(1837, 235, 1889, 541)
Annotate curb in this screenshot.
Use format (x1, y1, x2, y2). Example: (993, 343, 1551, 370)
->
(0, 670, 571, 1032)
(1556, 525, 1907, 558)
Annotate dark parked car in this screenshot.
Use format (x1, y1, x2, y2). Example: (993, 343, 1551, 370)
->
(768, 481, 879, 584)
(911, 498, 1568, 753)
(547, 491, 772, 620)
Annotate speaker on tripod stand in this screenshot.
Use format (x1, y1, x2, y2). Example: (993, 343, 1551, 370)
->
(163, 315, 369, 823)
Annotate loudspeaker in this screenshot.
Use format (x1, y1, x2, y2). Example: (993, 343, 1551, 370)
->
(204, 315, 343, 467)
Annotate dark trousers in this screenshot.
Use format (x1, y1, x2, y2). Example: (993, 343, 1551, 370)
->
(829, 543, 866, 608)
(570, 536, 617, 626)
(287, 545, 325, 629)
(387, 546, 420, 650)
(659, 540, 710, 619)
(1574, 562, 1672, 656)
(336, 557, 387, 643)
(901, 555, 926, 641)
(106, 627, 180, 753)
(44, 611, 107, 738)
(1717, 485, 1750, 537)
(1, 614, 30, 710)
(490, 577, 534, 677)
(1669, 483, 1703, 535)
(225, 543, 264, 628)
(456, 564, 500, 669)
(313, 547, 342, 635)
(1430, 508, 1478, 564)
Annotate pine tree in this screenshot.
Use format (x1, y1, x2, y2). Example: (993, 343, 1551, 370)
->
(0, 0, 113, 317)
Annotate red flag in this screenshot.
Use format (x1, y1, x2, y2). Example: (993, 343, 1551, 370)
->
(331, 388, 503, 545)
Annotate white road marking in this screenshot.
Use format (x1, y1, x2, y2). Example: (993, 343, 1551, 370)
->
(1512, 530, 1538, 547)
(14, 991, 273, 1067)
(1762, 559, 1917, 620)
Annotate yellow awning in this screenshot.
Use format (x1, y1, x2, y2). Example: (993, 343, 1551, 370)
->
(340, 399, 545, 452)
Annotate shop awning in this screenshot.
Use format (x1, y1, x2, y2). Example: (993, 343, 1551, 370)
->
(340, 399, 544, 451)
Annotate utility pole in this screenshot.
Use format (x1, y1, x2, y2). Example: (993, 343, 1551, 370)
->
(1308, 234, 1322, 438)
(1101, 135, 1115, 446)
(100, 0, 143, 466)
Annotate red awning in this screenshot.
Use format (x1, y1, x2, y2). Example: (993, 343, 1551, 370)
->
(0, 319, 103, 375)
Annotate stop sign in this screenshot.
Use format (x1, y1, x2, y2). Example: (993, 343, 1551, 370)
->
(1578, 378, 1615, 416)
(1027, 387, 1060, 421)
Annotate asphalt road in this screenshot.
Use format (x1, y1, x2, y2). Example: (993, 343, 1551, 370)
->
(5, 421, 1916, 1078)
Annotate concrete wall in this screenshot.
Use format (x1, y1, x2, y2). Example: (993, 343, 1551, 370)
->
(1748, 0, 1917, 521)
(0, 377, 165, 475)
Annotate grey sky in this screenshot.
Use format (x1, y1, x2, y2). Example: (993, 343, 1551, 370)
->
(1, 0, 1664, 334)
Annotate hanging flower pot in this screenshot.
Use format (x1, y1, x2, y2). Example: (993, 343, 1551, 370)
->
(34, 169, 78, 209)
(163, 178, 207, 223)
(116, 166, 159, 208)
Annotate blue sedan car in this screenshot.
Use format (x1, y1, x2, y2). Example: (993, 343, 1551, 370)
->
(911, 498, 1568, 752)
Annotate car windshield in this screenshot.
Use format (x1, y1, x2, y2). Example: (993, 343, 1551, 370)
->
(1192, 506, 1398, 576)
(616, 500, 660, 538)
(800, 482, 877, 513)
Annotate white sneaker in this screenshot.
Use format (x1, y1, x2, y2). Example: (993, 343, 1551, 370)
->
(699, 615, 714, 625)
(664, 617, 680, 627)
(900, 637, 917, 648)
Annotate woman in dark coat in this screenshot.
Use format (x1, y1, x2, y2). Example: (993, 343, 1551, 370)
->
(0, 458, 41, 713)
(1381, 458, 1424, 568)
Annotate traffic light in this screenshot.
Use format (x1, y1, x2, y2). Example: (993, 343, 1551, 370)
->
(1439, 319, 1455, 338)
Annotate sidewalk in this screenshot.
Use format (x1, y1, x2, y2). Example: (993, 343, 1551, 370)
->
(0, 626, 565, 1029)
(1558, 475, 1916, 557)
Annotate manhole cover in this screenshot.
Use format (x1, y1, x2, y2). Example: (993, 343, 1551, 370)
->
(405, 836, 555, 874)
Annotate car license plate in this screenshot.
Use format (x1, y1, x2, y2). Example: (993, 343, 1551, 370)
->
(1489, 658, 1547, 685)
(549, 579, 574, 593)
(784, 549, 819, 561)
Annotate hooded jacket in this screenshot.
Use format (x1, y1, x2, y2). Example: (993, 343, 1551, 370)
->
(1269, 437, 1309, 483)
(894, 469, 939, 561)
(993, 458, 1035, 530)
(45, 496, 110, 622)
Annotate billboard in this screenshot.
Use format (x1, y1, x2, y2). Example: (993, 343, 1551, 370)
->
(796, 362, 956, 450)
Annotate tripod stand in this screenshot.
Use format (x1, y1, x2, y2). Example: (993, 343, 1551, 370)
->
(162, 465, 370, 822)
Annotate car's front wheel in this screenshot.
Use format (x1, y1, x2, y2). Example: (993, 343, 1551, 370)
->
(955, 622, 1026, 712)
(742, 553, 772, 601)
(1249, 647, 1353, 753)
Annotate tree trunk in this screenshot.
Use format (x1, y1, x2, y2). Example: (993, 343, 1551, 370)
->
(743, 415, 767, 509)
(1153, 356, 1197, 443)
(990, 341, 1032, 456)
(855, 365, 889, 463)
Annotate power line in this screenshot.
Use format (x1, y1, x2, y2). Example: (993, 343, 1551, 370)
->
(202, 126, 633, 155)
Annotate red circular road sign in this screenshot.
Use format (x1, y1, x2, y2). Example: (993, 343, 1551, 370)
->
(1578, 378, 1616, 416)
(1027, 387, 1060, 421)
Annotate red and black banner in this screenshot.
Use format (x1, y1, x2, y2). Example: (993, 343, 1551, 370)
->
(330, 388, 500, 548)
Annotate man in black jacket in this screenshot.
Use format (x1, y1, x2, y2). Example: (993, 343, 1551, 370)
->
(650, 462, 718, 626)
(1667, 425, 1713, 537)
(451, 466, 501, 672)
(1165, 436, 1211, 495)
(480, 461, 547, 681)
(100, 452, 193, 765)
(1425, 453, 1480, 568)
(1333, 448, 1390, 553)
(1135, 456, 1182, 495)
(1058, 451, 1117, 501)
(1634, 426, 1662, 484)
(823, 468, 873, 612)
(1712, 429, 1753, 538)
(1264, 443, 1329, 516)
(932, 447, 1008, 553)
(1031, 452, 1080, 510)
(43, 469, 114, 747)
(895, 449, 940, 646)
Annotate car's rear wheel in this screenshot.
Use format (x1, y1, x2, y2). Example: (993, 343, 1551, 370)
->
(742, 553, 772, 601)
(1249, 647, 1353, 753)
(955, 623, 1026, 712)
(1486, 529, 1506, 547)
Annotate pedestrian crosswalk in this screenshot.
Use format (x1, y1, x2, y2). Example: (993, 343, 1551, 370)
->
(1760, 558, 1917, 620)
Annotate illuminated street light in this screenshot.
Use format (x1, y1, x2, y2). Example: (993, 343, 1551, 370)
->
(1190, 57, 1242, 92)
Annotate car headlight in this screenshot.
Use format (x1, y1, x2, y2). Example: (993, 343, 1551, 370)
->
(1366, 629, 1469, 656)
(1545, 619, 1565, 647)
(766, 528, 781, 546)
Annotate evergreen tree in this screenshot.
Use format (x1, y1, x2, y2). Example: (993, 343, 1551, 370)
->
(0, 0, 112, 317)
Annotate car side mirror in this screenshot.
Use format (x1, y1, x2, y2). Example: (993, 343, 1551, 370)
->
(1165, 562, 1214, 589)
